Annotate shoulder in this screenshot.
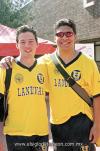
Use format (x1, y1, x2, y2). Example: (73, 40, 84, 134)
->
(81, 53, 96, 65)
(0, 67, 6, 75)
(37, 54, 52, 64)
(80, 53, 99, 72)
(0, 68, 6, 83)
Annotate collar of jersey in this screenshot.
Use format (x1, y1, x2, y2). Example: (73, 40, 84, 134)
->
(16, 59, 37, 71)
(56, 51, 82, 68)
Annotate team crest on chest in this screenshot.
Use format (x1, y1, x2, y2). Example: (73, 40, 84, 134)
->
(15, 74, 24, 83)
(71, 70, 81, 81)
(37, 73, 44, 84)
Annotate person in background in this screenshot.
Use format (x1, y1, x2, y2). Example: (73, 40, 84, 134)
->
(0, 25, 49, 151)
(0, 19, 100, 151)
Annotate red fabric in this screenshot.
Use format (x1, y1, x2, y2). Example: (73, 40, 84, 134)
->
(0, 43, 19, 56)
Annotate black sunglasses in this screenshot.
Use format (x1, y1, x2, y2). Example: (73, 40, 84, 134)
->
(55, 31, 74, 38)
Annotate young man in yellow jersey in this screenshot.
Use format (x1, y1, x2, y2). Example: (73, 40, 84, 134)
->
(42, 19, 100, 151)
(0, 25, 49, 151)
(1, 19, 100, 151)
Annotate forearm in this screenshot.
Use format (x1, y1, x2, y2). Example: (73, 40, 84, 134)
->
(93, 96, 100, 127)
(89, 96, 100, 145)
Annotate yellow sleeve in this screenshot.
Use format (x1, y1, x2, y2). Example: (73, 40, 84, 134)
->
(43, 61, 49, 93)
(91, 61, 100, 97)
(42, 55, 50, 93)
(0, 68, 6, 94)
(37, 55, 49, 93)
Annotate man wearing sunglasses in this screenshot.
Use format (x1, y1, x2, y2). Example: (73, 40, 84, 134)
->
(43, 18, 100, 151)
(0, 19, 100, 151)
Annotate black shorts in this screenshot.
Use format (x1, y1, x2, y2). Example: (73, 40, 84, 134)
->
(51, 113, 96, 151)
(6, 134, 48, 151)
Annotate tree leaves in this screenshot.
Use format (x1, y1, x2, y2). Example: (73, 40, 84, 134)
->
(0, 0, 33, 28)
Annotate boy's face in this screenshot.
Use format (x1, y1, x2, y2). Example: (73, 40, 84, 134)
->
(16, 32, 38, 56)
(55, 25, 76, 51)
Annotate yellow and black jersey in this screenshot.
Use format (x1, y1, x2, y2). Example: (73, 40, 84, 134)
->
(0, 59, 49, 136)
(42, 52, 100, 124)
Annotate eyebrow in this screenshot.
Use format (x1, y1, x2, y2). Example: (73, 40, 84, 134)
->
(20, 39, 35, 41)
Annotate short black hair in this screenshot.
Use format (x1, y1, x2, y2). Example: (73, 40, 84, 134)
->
(54, 18, 76, 34)
(16, 25, 38, 43)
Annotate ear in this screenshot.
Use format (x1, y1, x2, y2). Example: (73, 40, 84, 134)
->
(35, 42, 38, 49)
(74, 35, 78, 43)
(16, 43, 18, 49)
(36, 42, 39, 47)
(54, 36, 57, 43)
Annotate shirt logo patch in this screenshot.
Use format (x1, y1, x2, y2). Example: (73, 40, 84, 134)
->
(37, 73, 44, 84)
(71, 70, 81, 81)
(15, 74, 23, 83)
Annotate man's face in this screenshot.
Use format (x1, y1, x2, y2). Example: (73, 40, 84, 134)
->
(55, 25, 76, 50)
(16, 32, 38, 55)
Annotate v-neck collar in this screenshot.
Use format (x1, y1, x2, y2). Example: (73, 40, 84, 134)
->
(56, 51, 82, 68)
(15, 59, 37, 71)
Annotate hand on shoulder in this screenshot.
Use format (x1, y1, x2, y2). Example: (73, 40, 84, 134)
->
(0, 56, 15, 69)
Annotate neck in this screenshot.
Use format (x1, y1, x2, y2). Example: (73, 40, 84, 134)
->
(57, 47, 78, 64)
(17, 55, 35, 67)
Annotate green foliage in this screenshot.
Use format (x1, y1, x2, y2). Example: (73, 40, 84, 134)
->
(0, 0, 33, 28)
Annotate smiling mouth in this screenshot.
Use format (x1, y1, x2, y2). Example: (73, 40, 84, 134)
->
(24, 49, 32, 53)
(61, 41, 71, 45)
